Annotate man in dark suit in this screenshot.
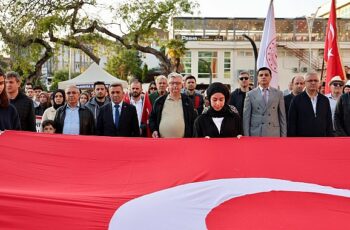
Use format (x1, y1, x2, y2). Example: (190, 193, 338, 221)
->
(96, 83, 140, 137)
(284, 75, 305, 120)
(288, 72, 333, 137)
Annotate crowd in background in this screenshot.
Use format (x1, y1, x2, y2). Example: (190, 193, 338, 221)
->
(1, 66, 350, 138)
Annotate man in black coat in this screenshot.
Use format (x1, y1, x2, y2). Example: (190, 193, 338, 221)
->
(284, 75, 305, 120)
(334, 92, 350, 136)
(5, 71, 36, 132)
(96, 83, 140, 137)
(149, 72, 197, 138)
(54, 85, 95, 135)
(229, 71, 251, 121)
(288, 72, 333, 137)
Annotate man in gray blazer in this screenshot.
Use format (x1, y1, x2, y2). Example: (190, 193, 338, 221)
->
(243, 67, 287, 137)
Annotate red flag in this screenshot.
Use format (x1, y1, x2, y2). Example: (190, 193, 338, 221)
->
(324, 0, 345, 93)
(1, 131, 350, 229)
(123, 92, 130, 104)
(141, 92, 152, 137)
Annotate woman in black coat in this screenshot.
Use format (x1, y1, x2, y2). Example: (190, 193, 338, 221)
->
(193, 82, 242, 138)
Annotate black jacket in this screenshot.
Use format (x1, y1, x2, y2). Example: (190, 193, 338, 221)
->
(0, 104, 21, 131)
(96, 102, 140, 137)
(334, 93, 350, 136)
(288, 91, 333, 137)
(229, 88, 248, 120)
(54, 104, 95, 135)
(193, 108, 242, 138)
(10, 91, 36, 132)
(149, 94, 197, 137)
(284, 93, 295, 121)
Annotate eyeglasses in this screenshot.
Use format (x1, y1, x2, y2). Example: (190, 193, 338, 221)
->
(169, 82, 182, 86)
(239, 77, 249, 81)
(66, 91, 78, 95)
(306, 79, 319, 83)
(332, 83, 344, 87)
(149, 87, 157, 90)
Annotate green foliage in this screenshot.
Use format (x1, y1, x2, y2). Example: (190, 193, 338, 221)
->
(166, 39, 188, 58)
(0, 0, 198, 80)
(118, 0, 197, 32)
(49, 70, 79, 91)
(105, 49, 142, 81)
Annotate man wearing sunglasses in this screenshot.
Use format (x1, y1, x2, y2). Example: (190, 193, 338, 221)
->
(229, 71, 251, 122)
(325, 76, 344, 131)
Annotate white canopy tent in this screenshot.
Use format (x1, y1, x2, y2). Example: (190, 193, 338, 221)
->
(58, 63, 128, 89)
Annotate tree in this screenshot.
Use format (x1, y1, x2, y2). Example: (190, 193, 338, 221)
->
(166, 39, 188, 73)
(0, 0, 198, 83)
(105, 49, 142, 81)
(50, 70, 79, 91)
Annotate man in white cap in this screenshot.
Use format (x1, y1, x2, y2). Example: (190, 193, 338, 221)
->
(343, 80, 350, 94)
(325, 76, 344, 130)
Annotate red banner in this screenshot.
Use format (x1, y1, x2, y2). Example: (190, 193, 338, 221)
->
(1, 131, 350, 229)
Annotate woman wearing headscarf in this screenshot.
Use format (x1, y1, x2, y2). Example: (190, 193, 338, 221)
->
(41, 89, 66, 123)
(35, 91, 51, 116)
(193, 82, 242, 137)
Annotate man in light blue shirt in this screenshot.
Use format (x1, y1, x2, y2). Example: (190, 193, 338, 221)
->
(54, 85, 95, 135)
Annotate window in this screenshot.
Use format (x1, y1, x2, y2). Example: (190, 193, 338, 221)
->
(237, 50, 253, 56)
(181, 51, 192, 75)
(198, 51, 217, 78)
(224, 52, 231, 78)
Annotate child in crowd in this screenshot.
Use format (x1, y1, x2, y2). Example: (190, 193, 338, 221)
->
(41, 120, 56, 134)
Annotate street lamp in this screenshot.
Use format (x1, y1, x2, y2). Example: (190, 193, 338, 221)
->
(242, 34, 258, 87)
(306, 7, 321, 71)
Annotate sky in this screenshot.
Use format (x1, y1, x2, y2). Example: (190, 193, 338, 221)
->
(192, 0, 328, 18)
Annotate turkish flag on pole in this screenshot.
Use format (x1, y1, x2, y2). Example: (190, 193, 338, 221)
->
(324, 0, 345, 93)
(1, 131, 350, 229)
(141, 92, 152, 137)
(257, 0, 278, 88)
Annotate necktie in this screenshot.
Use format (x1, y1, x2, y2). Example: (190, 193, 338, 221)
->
(114, 104, 120, 128)
(263, 88, 268, 105)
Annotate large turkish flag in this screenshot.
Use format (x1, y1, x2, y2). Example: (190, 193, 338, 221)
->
(0, 131, 350, 229)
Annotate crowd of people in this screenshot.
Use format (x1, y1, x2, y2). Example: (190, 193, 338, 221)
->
(1, 66, 350, 138)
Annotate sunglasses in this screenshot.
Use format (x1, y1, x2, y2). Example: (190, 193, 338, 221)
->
(332, 83, 344, 87)
(239, 77, 249, 81)
(149, 87, 157, 90)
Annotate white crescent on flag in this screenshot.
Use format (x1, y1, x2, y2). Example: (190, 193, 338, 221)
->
(109, 178, 350, 230)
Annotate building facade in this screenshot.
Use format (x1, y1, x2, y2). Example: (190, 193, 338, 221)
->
(172, 16, 350, 90)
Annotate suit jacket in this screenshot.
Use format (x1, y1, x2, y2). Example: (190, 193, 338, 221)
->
(96, 102, 140, 137)
(287, 91, 333, 137)
(243, 87, 287, 137)
(334, 93, 350, 136)
(284, 93, 295, 121)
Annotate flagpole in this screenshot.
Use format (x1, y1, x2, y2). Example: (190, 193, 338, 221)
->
(320, 58, 325, 82)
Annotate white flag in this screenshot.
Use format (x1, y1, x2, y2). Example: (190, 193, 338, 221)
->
(257, 0, 278, 88)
